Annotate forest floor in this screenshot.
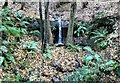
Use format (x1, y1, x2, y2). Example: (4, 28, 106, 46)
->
(0, 34, 119, 82)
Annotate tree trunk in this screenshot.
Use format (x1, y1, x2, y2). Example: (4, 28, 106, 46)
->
(118, 1, 120, 27)
(47, 16, 53, 45)
(66, 2, 77, 45)
(39, 0, 44, 53)
(0, 6, 2, 47)
(117, 1, 120, 47)
(44, 0, 49, 52)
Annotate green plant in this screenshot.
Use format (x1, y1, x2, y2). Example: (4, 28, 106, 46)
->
(22, 41, 39, 51)
(100, 60, 118, 71)
(95, 12, 107, 19)
(0, 26, 20, 37)
(0, 45, 15, 68)
(83, 46, 94, 54)
(90, 27, 109, 49)
(0, 7, 28, 37)
(64, 47, 119, 82)
(90, 27, 119, 50)
(43, 49, 53, 59)
(3, 73, 21, 81)
(115, 65, 120, 77)
(30, 30, 41, 37)
(66, 44, 82, 52)
(74, 22, 89, 37)
(0, 7, 30, 68)
(14, 11, 30, 27)
(43, 44, 53, 59)
(91, 27, 108, 43)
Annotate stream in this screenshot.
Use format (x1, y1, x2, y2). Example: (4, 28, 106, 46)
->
(57, 16, 63, 45)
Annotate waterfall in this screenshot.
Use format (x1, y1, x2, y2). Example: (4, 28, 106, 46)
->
(57, 16, 63, 45)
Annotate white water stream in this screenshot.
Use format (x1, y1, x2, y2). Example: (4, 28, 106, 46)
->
(57, 16, 63, 44)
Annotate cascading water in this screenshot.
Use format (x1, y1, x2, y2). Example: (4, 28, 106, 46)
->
(57, 16, 63, 45)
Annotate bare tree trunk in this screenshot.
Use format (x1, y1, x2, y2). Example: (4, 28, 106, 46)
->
(39, 0, 44, 53)
(117, 1, 120, 47)
(66, 2, 77, 45)
(44, 0, 49, 52)
(47, 16, 53, 45)
(39, 0, 44, 77)
(118, 2, 120, 25)
(0, 6, 2, 47)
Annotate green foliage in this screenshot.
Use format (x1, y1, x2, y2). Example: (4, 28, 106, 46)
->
(14, 11, 30, 27)
(88, 12, 118, 50)
(16, 73, 21, 81)
(0, 45, 15, 67)
(0, 39, 17, 67)
(95, 12, 107, 19)
(64, 66, 101, 82)
(90, 27, 109, 50)
(3, 73, 21, 81)
(6, 53, 15, 63)
(0, 45, 8, 52)
(30, 30, 41, 38)
(43, 44, 53, 59)
(115, 66, 120, 77)
(74, 22, 89, 37)
(20, 28, 28, 34)
(85, 56, 93, 65)
(91, 27, 108, 43)
(83, 46, 94, 54)
(64, 47, 119, 82)
(22, 41, 39, 51)
(1, 7, 12, 16)
(0, 57, 4, 66)
(90, 27, 119, 50)
(66, 44, 82, 52)
(0, 7, 28, 37)
(96, 40, 108, 49)
(0, 26, 19, 37)
(43, 49, 53, 59)
(0, 7, 30, 68)
(100, 60, 117, 71)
